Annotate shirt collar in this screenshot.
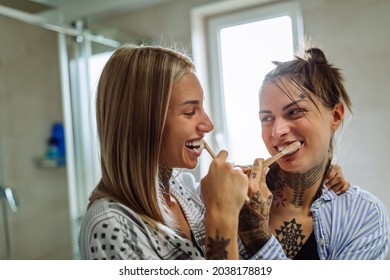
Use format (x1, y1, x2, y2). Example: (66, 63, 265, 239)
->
(319, 183, 338, 201)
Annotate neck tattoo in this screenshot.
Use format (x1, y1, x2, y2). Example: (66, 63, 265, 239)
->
(158, 165, 173, 192)
(283, 160, 324, 207)
(267, 159, 325, 208)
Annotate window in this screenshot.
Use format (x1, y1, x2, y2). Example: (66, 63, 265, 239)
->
(192, 0, 303, 174)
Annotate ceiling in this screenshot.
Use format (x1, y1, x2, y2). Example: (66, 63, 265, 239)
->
(0, 0, 184, 45)
(0, 0, 179, 23)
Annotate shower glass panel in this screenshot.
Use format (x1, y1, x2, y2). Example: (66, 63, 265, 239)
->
(59, 32, 117, 258)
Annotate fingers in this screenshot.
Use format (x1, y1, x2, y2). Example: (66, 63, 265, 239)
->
(212, 151, 246, 176)
(325, 164, 350, 194)
(215, 150, 229, 161)
(234, 165, 251, 175)
(248, 158, 263, 181)
(247, 158, 268, 197)
(326, 176, 349, 194)
(336, 181, 350, 194)
(202, 149, 249, 211)
(325, 164, 339, 182)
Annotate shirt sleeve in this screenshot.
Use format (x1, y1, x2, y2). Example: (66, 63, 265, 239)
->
(320, 187, 390, 260)
(80, 207, 161, 260)
(335, 199, 388, 259)
(239, 235, 289, 260)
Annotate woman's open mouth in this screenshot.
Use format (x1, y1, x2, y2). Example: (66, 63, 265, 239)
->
(185, 139, 203, 154)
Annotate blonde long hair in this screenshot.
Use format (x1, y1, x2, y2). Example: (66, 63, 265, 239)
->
(90, 44, 194, 226)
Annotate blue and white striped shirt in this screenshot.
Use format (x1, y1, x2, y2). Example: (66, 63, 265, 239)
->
(246, 185, 389, 260)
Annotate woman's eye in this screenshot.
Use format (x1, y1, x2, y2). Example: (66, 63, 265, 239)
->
(288, 108, 305, 118)
(260, 115, 273, 123)
(184, 110, 196, 116)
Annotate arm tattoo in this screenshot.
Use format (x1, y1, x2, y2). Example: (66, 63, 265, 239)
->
(206, 230, 230, 260)
(274, 218, 306, 259)
(239, 190, 272, 256)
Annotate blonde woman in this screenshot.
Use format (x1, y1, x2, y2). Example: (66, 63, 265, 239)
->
(78, 44, 254, 260)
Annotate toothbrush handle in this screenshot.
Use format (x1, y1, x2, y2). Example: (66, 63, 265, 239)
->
(263, 152, 284, 167)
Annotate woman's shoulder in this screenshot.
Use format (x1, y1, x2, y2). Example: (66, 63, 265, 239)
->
(171, 169, 199, 192)
(79, 199, 153, 244)
(79, 199, 162, 260)
(170, 169, 204, 207)
(338, 185, 388, 222)
(172, 169, 197, 184)
(346, 185, 385, 206)
(320, 185, 387, 218)
(81, 199, 144, 229)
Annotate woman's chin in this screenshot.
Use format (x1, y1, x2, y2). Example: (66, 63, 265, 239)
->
(186, 161, 199, 170)
(176, 159, 199, 170)
(278, 161, 303, 173)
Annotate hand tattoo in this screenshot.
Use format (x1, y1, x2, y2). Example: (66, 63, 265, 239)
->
(239, 190, 272, 256)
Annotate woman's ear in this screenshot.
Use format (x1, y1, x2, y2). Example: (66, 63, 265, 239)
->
(331, 102, 345, 131)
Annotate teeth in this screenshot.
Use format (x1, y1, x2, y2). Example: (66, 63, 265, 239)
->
(185, 140, 203, 150)
(277, 142, 302, 153)
(277, 145, 286, 152)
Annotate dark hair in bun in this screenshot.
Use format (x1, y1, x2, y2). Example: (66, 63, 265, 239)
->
(261, 47, 352, 113)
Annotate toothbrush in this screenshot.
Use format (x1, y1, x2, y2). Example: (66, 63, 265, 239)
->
(202, 139, 301, 166)
(201, 139, 301, 204)
(202, 139, 216, 159)
(202, 139, 251, 202)
(263, 141, 301, 167)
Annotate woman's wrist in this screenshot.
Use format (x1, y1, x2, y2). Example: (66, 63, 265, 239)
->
(205, 211, 240, 259)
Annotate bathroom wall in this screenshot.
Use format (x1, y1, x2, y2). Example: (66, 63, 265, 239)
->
(302, 0, 390, 259)
(301, 0, 390, 260)
(0, 15, 72, 259)
(300, 0, 390, 205)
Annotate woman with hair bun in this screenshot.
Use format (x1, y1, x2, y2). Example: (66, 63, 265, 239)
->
(238, 47, 389, 259)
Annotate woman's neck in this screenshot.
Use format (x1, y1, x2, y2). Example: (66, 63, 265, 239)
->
(159, 165, 173, 192)
(267, 159, 327, 209)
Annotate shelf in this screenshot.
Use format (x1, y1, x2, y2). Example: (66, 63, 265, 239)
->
(34, 156, 66, 168)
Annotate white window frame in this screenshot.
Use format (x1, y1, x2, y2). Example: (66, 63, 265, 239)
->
(191, 0, 304, 177)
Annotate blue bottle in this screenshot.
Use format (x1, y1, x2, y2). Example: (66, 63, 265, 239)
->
(51, 122, 66, 165)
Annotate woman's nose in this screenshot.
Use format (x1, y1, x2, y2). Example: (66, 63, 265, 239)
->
(271, 117, 290, 138)
(198, 112, 214, 133)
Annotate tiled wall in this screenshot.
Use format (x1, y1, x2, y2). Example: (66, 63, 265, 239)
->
(0, 16, 72, 259)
